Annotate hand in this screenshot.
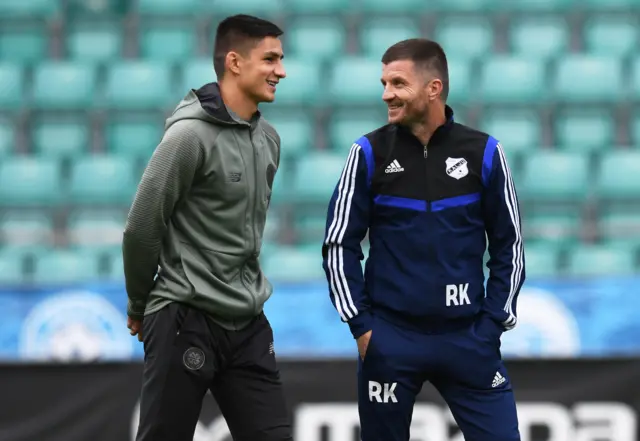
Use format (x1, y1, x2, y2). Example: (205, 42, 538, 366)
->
(127, 316, 143, 342)
(357, 330, 372, 361)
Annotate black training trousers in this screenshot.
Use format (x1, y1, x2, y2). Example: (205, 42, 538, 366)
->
(134, 302, 293, 441)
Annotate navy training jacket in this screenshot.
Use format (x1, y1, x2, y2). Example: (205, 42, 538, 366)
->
(321, 106, 526, 339)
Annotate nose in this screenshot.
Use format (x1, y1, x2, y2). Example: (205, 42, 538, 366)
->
(382, 87, 394, 102)
(275, 63, 286, 79)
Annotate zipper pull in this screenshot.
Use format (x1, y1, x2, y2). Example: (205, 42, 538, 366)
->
(424, 146, 428, 159)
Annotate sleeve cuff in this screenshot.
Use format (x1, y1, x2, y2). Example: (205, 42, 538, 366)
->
(347, 311, 374, 339)
(127, 299, 147, 320)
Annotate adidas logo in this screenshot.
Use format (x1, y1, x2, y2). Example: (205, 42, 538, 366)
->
(385, 160, 405, 174)
(492, 371, 506, 388)
(268, 342, 275, 355)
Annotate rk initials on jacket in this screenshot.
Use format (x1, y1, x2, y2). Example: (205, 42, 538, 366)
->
(321, 106, 526, 441)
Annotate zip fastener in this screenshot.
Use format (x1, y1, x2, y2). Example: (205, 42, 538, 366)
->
(424, 145, 431, 212)
(249, 128, 258, 256)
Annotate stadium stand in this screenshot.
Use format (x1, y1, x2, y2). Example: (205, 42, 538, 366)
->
(1, 0, 640, 285)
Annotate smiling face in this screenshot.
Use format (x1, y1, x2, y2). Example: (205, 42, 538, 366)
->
(234, 36, 286, 104)
(381, 59, 438, 126)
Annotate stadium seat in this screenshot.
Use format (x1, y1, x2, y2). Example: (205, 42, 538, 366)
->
(32, 249, 101, 284)
(329, 57, 384, 105)
(68, 155, 136, 204)
(632, 112, 640, 145)
(32, 118, 90, 159)
(262, 246, 324, 282)
(66, 0, 128, 15)
(139, 24, 197, 61)
(293, 153, 345, 204)
(432, 0, 495, 11)
(263, 112, 314, 160)
(566, 245, 636, 277)
(434, 17, 493, 59)
(360, 0, 428, 13)
(286, 18, 346, 60)
(595, 151, 640, 200)
(294, 213, 328, 244)
(446, 58, 471, 104)
(0, 250, 24, 285)
(0, 63, 23, 109)
(137, 0, 201, 14)
(0, 0, 59, 17)
(106, 117, 163, 161)
(32, 62, 97, 110)
(66, 22, 123, 62)
(520, 151, 589, 202)
(598, 211, 640, 247)
(269, 166, 291, 206)
(104, 62, 175, 110)
(0, 27, 47, 62)
(0, 119, 14, 157)
(509, 18, 569, 59)
(287, 0, 351, 14)
(584, 17, 637, 56)
(479, 57, 546, 104)
(203, 0, 282, 16)
(522, 244, 561, 278)
(328, 110, 386, 154)
(181, 58, 216, 92)
(554, 56, 622, 103)
(67, 210, 125, 247)
(630, 57, 640, 101)
(499, 0, 574, 10)
(272, 59, 322, 105)
(555, 110, 615, 152)
(478, 109, 541, 155)
(359, 18, 421, 59)
(582, 0, 640, 9)
(0, 211, 54, 246)
(0, 157, 62, 206)
(524, 212, 581, 245)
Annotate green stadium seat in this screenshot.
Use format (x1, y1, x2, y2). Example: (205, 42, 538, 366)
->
(509, 18, 569, 59)
(32, 62, 97, 110)
(138, 0, 201, 14)
(434, 18, 493, 59)
(286, 18, 346, 60)
(582, 0, 639, 10)
(554, 56, 622, 103)
(595, 151, 640, 200)
(524, 212, 581, 245)
(630, 57, 640, 100)
(67, 210, 125, 247)
(273, 59, 322, 105)
(33, 249, 101, 284)
(294, 213, 327, 244)
(204, 0, 282, 16)
(499, 0, 575, 10)
(633, 112, 640, 145)
(0, 250, 24, 284)
(263, 112, 314, 160)
(566, 244, 636, 277)
(433, 0, 496, 11)
(181, 59, 216, 92)
(69, 155, 136, 204)
(555, 110, 614, 152)
(584, 17, 637, 56)
(0, 211, 54, 246)
(262, 246, 324, 282)
(522, 244, 561, 278)
(103, 248, 124, 280)
(270, 166, 291, 206)
(598, 211, 640, 246)
(446, 58, 471, 104)
(106, 117, 163, 161)
(66, 22, 123, 62)
(359, 18, 421, 59)
(328, 110, 386, 154)
(32, 118, 90, 159)
(360, 0, 426, 13)
(263, 211, 281, 243)
(0, 27, 47, 62)
(66, 0, 128, 15)
(0, 0, 59, 17)
(520, 151, 589, 202)
(479, 57, 546, 104)
(0, 119, 15, 157)
(0, 157, 61, 206)
(0, 64, 23, 109)
(287, 0, 352, 13)
(293, 152, 345, 204)
(104, 61, 174, 110)
(479, 110, 541, 155)
(329, 57, 384, 105)
(140, 24, 197, 61)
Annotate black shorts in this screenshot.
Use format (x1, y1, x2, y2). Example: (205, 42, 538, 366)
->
(134, 302, 293, 441)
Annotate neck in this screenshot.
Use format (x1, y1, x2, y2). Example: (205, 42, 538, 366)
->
(410, 103, 447, 145)
(218, 79, 258, 121)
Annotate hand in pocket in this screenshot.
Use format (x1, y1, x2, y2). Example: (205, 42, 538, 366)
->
(357, 330, 373, 361)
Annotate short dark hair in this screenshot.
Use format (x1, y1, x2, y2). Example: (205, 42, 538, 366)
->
(381, 38, 450, 101)
(213, 14, 284, 79)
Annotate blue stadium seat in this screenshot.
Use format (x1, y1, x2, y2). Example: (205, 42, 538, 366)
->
(0, 27, 47, 62)
(139, 23, 197, 61)
(554, 56, 622, 103)
(0, 157, 62, 206)
(104, 61, 175, 110)
(584, 16, 637, 56)
(32, 249, 101, 284)
(32, 118, 90, 159)
(66, 22, 123, 62)
(68, 155, 136, 204)
(0, 211, 54, 246)
(0, 63, 23, 109)
(0, 119, 15, 157)
(479, 57, 546, 104)
(32, 62, 97, 110)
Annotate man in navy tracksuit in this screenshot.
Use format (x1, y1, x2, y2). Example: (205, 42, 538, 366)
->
(322, 39, 525, 441)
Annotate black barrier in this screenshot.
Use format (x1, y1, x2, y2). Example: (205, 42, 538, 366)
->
(0, 359, 639, 441)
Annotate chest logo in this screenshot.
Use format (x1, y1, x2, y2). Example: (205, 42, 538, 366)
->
(445, 157, 468, 180)
(385, 159, 405, 174)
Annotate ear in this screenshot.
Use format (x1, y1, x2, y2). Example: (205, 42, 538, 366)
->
(225, 51, 242, 76)
(428, 78, 443, 101)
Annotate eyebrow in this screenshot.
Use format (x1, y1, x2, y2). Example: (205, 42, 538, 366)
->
(264, 51, 284, 59)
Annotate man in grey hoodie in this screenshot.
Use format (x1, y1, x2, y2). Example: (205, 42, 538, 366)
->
(123, 14, 290, 441)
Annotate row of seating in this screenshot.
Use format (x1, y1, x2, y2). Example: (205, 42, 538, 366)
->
(3, 15, 639, 62)
(1, 0, 636, 18)
(0, 241, 639, 285)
